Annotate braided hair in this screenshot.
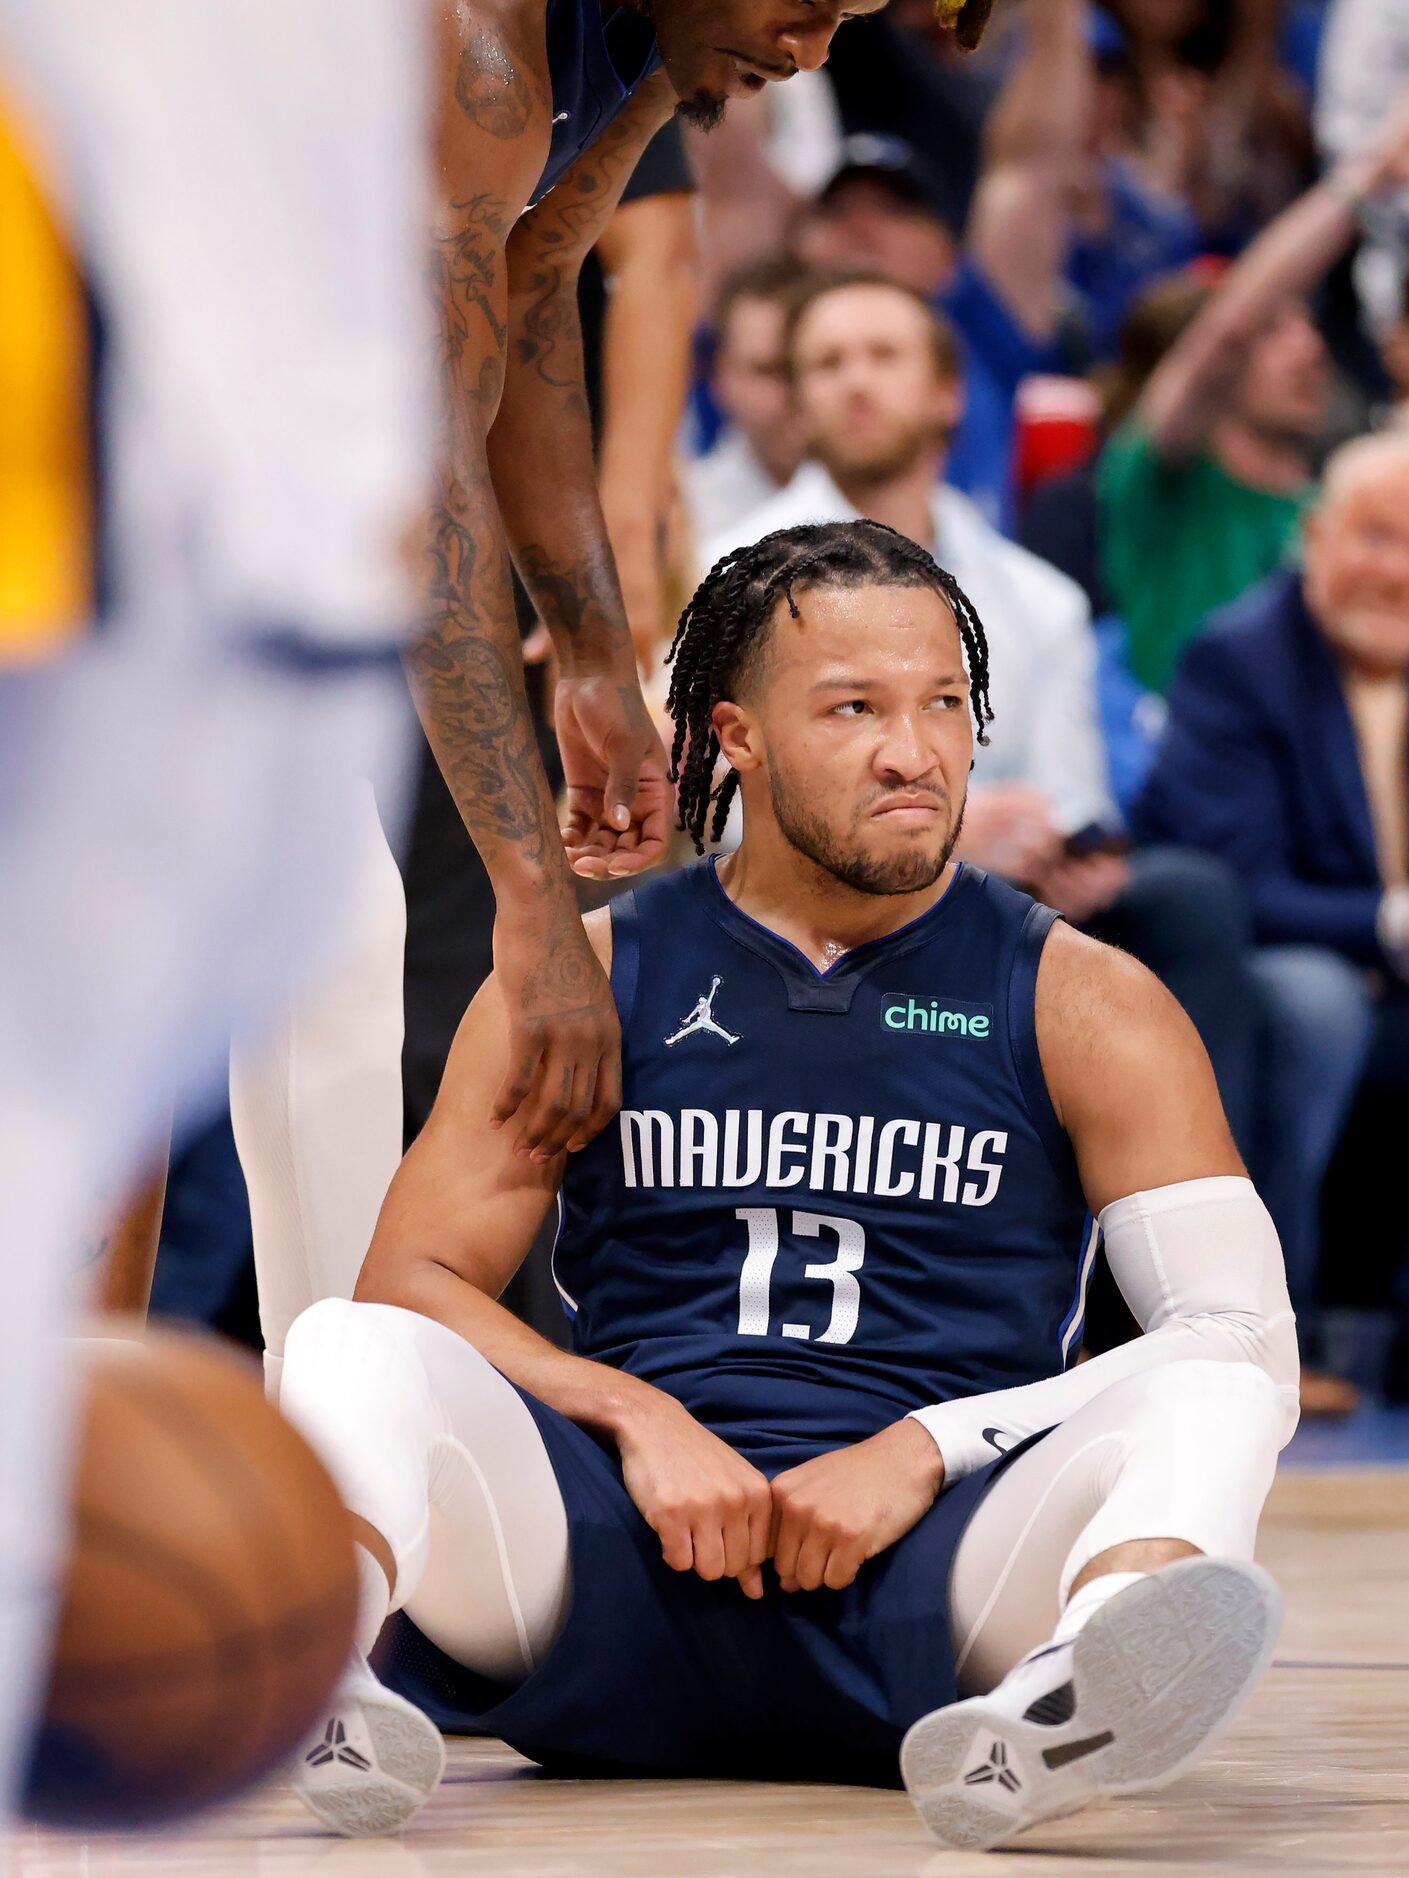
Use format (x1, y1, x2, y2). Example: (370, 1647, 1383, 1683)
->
(665, 519, 994, 853)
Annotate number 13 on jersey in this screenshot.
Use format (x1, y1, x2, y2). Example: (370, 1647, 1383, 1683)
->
(735, 1207, 866, 1347)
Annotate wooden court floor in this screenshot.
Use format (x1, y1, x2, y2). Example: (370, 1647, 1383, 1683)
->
(12, 1468, 1408, 1878)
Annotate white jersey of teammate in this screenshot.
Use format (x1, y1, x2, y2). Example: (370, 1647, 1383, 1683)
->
(0, 0, 429, 646)
(0, 0, 430, 1817)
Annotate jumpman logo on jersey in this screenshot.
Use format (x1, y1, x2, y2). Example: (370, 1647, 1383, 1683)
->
(665, 976, 741, 1048)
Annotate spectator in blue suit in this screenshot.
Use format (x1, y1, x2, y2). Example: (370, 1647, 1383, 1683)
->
(1135, 434, 1409, 1409)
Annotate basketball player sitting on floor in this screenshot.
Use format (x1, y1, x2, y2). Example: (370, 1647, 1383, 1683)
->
(280, 520, 1299, 1852)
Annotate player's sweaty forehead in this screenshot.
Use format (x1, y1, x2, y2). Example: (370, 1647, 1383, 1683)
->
(758, 582, 964, 691)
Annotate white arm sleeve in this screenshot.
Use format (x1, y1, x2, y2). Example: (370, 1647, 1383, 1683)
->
(908, 1176, 1300, 1482)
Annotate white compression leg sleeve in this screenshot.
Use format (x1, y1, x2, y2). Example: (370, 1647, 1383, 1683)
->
(231, 785, 408, 1397)
(281, 1299, 572, 1685)
(947, 1359, 1285, 1697)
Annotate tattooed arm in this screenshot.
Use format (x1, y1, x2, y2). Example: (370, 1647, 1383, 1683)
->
(412, 3, 619, 1157)
(492, 73, 676, 881)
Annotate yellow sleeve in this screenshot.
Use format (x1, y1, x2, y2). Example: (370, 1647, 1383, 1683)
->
(0, 99, 91, 664)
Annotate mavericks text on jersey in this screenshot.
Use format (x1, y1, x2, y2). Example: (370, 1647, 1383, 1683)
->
(553, 860, 1098, 1465)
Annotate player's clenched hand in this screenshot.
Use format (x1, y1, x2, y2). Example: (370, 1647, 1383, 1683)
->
(770, 1418, 946, 1594)
(491, 902, 622, 1159)
(614, 1395, 773, 1598)
(556, 672, 671, 881)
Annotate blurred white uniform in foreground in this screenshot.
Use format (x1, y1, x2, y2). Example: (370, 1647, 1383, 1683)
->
(0, 0, 429, 1817)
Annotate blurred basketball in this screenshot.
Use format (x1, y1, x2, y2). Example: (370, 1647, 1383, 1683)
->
(22, 1329, 358, 1828)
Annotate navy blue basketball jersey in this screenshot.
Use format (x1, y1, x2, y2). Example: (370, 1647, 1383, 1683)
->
(530, 0, 661, 207)
(554, 861, 1097, 1464)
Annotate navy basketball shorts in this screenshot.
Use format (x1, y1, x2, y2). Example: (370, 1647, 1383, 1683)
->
(382, 1384, 1018, 1788)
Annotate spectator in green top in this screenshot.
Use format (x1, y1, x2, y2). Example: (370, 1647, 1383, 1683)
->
(1100, 87, 1409, 694)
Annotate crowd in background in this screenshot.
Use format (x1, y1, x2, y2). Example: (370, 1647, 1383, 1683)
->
(154, 0, 1409, 1418)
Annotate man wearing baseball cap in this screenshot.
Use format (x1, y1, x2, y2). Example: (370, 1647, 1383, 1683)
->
(796, 0, 1086, 526)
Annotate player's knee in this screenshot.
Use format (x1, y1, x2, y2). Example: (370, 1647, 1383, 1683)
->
(1127, 1359, 1284, 1443)
(281, 1295, 360, 1389)
(280, 1299, 446, 1549)
(284, 1295, 412, 1381)
(286, 1298, 531, 1486)
(1155, 1356, 1278, 1402)
(283, 1293, 356, 1350)
(1088, 1358, 1277, 1427)
(286, 1293, 481, 1367)
(281, 1297, 445, 1446)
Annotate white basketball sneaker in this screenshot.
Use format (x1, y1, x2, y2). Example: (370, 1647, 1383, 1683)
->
(901, 1557, 1282, 1852)
(292, 1653, 446, 1837)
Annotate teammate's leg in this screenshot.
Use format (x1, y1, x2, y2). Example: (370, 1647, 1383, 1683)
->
(903, 1359, 1285, 1849)
(0, 643, 411, 1839)
(278, 1297, 573, 1835)
(0, 0, 427, 1833)
(231, 788, 409, 1396)
(0, 1205, 82, 1835)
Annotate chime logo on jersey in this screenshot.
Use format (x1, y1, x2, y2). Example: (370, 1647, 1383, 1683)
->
(881, 993, 994, 1039)
(618, 1107, 1009, 1206)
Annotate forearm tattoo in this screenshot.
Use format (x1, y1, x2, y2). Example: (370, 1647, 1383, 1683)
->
(512, 87, 668, 398)
(505, 81, 673, 658)
(515, 539, 628, 667)
(409, 186, 556, 872)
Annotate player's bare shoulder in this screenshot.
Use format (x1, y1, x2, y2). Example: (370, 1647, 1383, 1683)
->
(432, 0, 555, 207)
(583, 904, 614, 974)
(1036, 918, 1175, 1076)
(438, 0, 554, 126)
(1034, 919, 1209, 1120)
(1033, 919, 1242, 1207)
